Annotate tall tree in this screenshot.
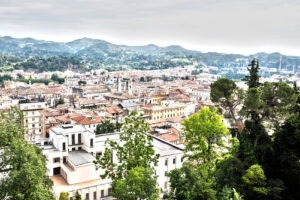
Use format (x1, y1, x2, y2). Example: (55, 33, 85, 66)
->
(241, 164, 268, 200)
(168, 163, 217, 200)
(243, 59, 260, 89)
(211, 78, 243, 123)
(95, 111, 159, 199)
(168, 107, 230, 200)
(95, 111, 159, 179)
(112, 167, 159, 200)
(0, 108, 55, 200)
(271, 86, 300, 200)
(183, 107, 230, 164)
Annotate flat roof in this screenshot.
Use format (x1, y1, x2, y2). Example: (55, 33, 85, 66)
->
(68, 150, 95, 166)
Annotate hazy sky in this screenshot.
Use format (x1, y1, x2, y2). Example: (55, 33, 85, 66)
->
(0, 0, 299, 56)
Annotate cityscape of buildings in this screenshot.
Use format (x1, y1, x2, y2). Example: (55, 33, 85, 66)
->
(0, 63, 300, 199)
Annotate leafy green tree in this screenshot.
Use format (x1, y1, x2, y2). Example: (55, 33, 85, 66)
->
(95, 110, 159, 180)
(56, 98, 65, 105)
(112, 167, 159, 200)
(0, 108, 55, 200)
(168, 163, 217, 200)
(74, 191, 82, 200)
(95, 119, 121, 134)
(168, 107, 230, 200)
(78, 80, 87, 85)
(51, 73, 65, 84)
(183, 107, 230, 164)
(59, 192, 69, 200)
(218, 186, 243, 200)
(242, 164, 268, 200)
(211, 78, 243, 123)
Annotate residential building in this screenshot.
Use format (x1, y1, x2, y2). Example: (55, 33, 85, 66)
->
(19, 99, 46, 142)
(39, 124, 183, 199)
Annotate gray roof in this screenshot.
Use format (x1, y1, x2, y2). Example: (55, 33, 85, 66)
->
(68, 150, 95, 166)
(119, 102, 137, 108)
(152, 136, 183, 157)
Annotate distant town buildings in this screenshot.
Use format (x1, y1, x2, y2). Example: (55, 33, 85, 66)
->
(0, 64, 299, 199)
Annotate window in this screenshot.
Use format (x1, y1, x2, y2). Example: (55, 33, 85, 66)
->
(93, 191, 96, 200)
(165, 159, 168, 166)
(62, 142, 66, 151)
(173, 157, 176, 164)
(78, 133, 81, 144)
(63, 156, 67, 163)
(72, 134, 75, 145)
(164, 182, 168, 189)
(101, 190, 104, 197)
(85, 193, 89, 200)
(53, 157, 60, 163)
(72, 148, 76, 151)
(108, 188, 112, 196)
(90, 139, 93, 147)
(32, 117, 35, 121)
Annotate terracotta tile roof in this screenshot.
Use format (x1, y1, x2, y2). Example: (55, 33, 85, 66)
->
(167, 127, 180, 136)
(106, 106, 123, 114)
(55, 115, 71, 123)
(55, 113, 102, 125)
(160, 133, 179, 142)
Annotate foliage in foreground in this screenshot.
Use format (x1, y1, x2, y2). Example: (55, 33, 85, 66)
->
(0, 108, 55, 200)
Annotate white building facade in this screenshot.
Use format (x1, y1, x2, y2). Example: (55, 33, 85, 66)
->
(40, 124, 183, 199)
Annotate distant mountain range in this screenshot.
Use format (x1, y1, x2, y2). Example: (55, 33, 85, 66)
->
(0, 36, 299, 72)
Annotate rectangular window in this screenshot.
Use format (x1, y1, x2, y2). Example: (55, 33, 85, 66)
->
(72, 134, 75, 145)
(53, 157, 60, 163)
(108, 188, 112, 196)
(78, 147, 82, 150)
(173, 157, 176, 164)
(78, 133, 81, 144)
(93, 191, 96, 200)
(85, 193, 89, 200)
(165, 159, 168, 166)
(62, 142, 66, 151)
(101, 190, 104, 197)
(164, 182, 168, 189)
(90, 139, 93, 147)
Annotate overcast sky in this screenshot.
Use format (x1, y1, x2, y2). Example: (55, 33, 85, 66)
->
(0, 0, 299, 56)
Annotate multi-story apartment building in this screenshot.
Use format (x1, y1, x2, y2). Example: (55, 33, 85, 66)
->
(144, 100, 186, 120)
(19, 99, 46, 142)
(39, 124, 183, 199)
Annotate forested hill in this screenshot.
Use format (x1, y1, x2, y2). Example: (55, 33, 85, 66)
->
(0, 36, 300, 72)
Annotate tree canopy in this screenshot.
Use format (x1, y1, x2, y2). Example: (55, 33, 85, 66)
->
(0, 108, 55, 200)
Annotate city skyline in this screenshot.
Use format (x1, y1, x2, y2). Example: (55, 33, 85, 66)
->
(0, 0, 300, 56)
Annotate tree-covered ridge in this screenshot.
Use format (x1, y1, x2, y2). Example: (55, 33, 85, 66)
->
(1, 36, 300, 72)
(15, 56, 86, 72)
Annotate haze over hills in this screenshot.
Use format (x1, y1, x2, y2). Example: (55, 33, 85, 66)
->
(0, 36, 299, 72)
